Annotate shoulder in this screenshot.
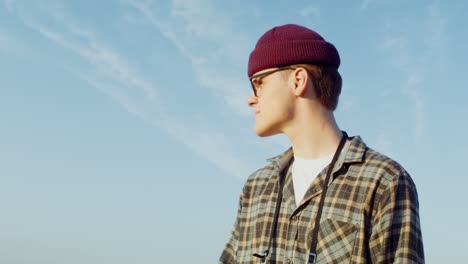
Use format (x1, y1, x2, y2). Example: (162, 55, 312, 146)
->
(347, 136, 413, 186)
(364, 147, 410, 182)
(240, 162, 277, 200)
(346, 136, 419, 204)
(241, 147, 293, 196)
(246, 162, 276, 185)
(361, 146, 419, 211)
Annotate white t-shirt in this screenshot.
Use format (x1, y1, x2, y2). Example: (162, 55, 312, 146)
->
(292, 153, 334, 206)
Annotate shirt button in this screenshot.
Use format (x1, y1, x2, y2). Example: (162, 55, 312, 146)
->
(286, 258, 292, 264)
(291, 215, 297, 221)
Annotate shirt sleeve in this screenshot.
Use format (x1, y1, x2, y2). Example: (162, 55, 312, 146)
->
(369, 172, 425, 263)
(219, 193, 243, 264)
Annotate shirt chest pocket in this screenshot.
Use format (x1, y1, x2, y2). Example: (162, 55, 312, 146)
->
(315, 218, 357, 264)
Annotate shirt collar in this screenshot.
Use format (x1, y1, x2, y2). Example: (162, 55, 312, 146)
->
(267, 147, 294, 172)
(342, 135, 367, 164)
(267, 133, 367, 171)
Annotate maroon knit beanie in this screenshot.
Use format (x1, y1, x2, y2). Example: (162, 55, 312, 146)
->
(248, 24, 340, 77)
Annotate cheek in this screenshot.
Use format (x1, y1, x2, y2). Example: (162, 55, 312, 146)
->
(264, 98, 293, 123)
(271, 91, 294, 115)
(259, 82, 294, 119)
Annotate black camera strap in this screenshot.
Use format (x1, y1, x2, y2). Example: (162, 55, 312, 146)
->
(253, 163, 286, 264)
(308, 133, 347, 264)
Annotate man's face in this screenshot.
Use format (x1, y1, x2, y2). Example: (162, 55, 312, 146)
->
(247, 67, 295, 137)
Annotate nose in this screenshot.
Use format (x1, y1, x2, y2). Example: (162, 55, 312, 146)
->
(247, 92, 258, 107)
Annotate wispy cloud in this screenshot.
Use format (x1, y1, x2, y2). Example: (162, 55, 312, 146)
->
(5, 0, 251, 178)
(360, 0, 378, 10)
(377, 2, 447, 144)
(0, 27, 35, 58)
(35, 23, 160, 105)
(77, 73, 153, 122)
(361, 0, 371, 9)
(299, 5, 320, 21)
(0, 28, 18, 53)
(127, 0, 251, 116)
(379, 39, 425, 143)
(374, 128, 396, 159)
(3, 0, 13, 12)
(83, 72, 252, 177)
(381, 32, 427, 142)
(425, 2, 448, 70)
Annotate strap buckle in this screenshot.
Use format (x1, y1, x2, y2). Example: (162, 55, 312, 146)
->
(308, 252, 317, 264)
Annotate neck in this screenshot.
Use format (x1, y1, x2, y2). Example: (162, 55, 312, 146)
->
(285, 110, 342, 159)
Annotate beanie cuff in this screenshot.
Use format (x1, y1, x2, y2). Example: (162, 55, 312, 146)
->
(248, 40, 340, 77)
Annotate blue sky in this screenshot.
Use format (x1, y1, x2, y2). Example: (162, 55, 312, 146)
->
(1, 0, 467, 263)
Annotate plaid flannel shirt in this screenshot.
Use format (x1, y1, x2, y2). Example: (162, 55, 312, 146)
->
(219, 135, 424, 263)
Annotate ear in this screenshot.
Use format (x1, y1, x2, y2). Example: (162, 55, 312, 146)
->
(290, 67, 309, 97)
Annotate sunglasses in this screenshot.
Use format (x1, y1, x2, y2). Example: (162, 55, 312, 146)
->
(249, 66, 294, 97)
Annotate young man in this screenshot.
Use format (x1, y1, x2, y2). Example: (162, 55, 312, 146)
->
(219, 24, 424, 263)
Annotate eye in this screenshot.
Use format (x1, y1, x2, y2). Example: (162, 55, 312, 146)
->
(252, 78, 263, 89)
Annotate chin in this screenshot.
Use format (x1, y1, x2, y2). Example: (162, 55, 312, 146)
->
(254, 125, 280, 137)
